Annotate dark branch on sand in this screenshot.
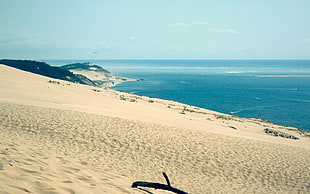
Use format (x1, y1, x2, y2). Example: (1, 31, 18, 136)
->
(132, 172, 188, 194)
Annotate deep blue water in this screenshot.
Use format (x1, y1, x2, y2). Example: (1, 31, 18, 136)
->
(45, 59, 310, 131)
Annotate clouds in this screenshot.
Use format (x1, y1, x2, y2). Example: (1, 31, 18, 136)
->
(0, 32, 111, 55)
(0, 34, 45, 49)
(303, 37, 310, 42)
(208, 29, 239, 33)
(193, 22, 209, 25)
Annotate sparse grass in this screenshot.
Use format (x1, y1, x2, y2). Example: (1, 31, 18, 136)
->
(48, 80, 60, 84)
(264, 128, 299, 140)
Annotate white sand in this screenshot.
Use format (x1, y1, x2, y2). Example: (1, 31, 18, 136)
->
(1, 64, 310, 193)
(69, 68, 137, 87)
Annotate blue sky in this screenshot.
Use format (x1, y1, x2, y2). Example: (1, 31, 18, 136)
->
(1, 0, 310, 59)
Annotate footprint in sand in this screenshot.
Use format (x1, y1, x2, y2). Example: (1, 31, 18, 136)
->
(19, 167, 41, 175)
(60, 187, 75, 194)
(9, 186, 31, 193)
(62, 180, 73, 183)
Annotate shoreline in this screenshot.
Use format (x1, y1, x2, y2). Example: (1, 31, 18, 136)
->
(113, 87, 310, 133)
(1, 64, 309, 146)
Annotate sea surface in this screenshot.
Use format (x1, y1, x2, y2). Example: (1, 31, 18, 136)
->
(45, 59, 310, 131)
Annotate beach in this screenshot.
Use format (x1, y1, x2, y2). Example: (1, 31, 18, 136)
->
(1, 64, 310, 193)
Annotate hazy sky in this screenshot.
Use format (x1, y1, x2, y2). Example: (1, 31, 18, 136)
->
(1, 0, 310, 59)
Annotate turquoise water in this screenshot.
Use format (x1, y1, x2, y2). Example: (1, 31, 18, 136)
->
(46, 59, 310, 131)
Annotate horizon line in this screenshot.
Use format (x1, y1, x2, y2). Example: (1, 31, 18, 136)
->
(2, 57, 310, 61)
(36, 58, 310, 61)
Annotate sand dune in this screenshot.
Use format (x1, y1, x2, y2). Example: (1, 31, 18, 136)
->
(1, 65, 310, 193)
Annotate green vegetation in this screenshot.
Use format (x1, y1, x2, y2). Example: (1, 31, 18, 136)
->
(0, 59, 96, 86)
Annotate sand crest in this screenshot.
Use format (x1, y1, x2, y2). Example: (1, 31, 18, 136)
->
(1, 65, 310, 193)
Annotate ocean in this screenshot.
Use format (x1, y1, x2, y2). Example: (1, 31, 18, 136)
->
(45, 59, 310, 131)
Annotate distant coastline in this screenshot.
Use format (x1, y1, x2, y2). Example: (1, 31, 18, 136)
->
(257, 75, 310, 77)
(0, 59, 138, 88)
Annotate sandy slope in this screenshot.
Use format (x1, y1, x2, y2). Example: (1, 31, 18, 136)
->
(0, 64, 310, 193)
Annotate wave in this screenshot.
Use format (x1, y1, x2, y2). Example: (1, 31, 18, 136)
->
(285, 98, 310, 103)
(179, 81, 191, 84)
(256, 87, 299, 91)
(230, 104, 275, 115)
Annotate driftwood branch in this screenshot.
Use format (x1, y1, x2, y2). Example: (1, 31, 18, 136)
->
(162, 172, 171, 186)
(131, 172, 188, 194)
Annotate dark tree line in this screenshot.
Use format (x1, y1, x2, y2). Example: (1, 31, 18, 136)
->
(0, 59, 96, 86)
